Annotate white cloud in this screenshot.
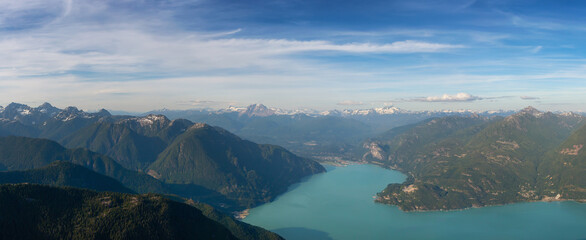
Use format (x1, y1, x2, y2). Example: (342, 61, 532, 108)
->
(417, 93, 482, 102)
(520, 96, 540, 100)
(0, 0, 464, 81)
(337, 100, 365, 106)
(0, 28, 462, 78)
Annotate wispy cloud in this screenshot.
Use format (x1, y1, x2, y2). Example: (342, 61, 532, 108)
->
(337, 100, 365, 106)
(531, 46, 543, 53)
(0, 28, 463, 77)
(414, 93, 483, 102)
(520, 96, 540, 100)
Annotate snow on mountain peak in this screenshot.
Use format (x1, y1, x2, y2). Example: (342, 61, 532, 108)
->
(133, 114, 170, 127)
(36, 102, 60, 116)
(56, 106, 93, 121)
(518, 106, 544, 117)
(240, 104, 276, 117)
(560, 111, 582, 117)
(374, 106, 402, 114)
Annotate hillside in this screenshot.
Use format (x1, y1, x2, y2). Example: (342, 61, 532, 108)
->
(188, 201, 284, 240)
(0, 160, 283, 239)
(362, 107, 586, 211)
(0, 131, 324, 210)
(538, 122, 586, 200)
(0, 136, 167, 194)
(59, 115, 326, 207)
(0, 184, 238, 240)
(0, 161, 133, 194)
(149, 123, 326, 206)
(61, 120, 168, 171)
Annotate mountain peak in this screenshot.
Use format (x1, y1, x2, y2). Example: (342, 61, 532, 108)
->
(55, 107, 92, 121)
(6, 102, 30, 109)
(517, 106, 544, 117)
(240, 104, 275, 117)
(521, 106, 539, 113)
(2, 103, 33, 117)
(95, 109, 112, 117)
(38, 102, 54, 108)
(36, 102, 60, 116)
(62, 106, 81, 113)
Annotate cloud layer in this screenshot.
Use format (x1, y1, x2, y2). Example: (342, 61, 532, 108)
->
(337, 100, 365, 106)
(417, 93, 482, 102)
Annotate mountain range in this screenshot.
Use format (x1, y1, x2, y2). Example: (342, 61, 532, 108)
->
(145, 103, 516, 160)
(0, 101, 324, 239)
(0, 102, 325, 209)
(1, 102, 584, 215)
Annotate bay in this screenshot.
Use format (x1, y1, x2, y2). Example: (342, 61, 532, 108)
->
(243, 164, 586, 240)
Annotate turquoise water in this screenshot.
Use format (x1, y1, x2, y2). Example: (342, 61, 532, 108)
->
(243, 164, 586, 240)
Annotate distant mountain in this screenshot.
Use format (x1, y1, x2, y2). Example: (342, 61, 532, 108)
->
(38, 106, 114, 140)
(0, 161, 133, 194)
(0, 184, 238, 240)
(239, 104, 275, 117)
(0, 102, 515, 162)
(144, 104, 514, 159)
(0, 102, 60, 126)
(362, 107, 586, 211)
(0, 102, 125, 141)
(149, 123, 325, 207)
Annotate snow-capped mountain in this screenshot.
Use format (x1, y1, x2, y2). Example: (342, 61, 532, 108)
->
(0, 102, 62, 125)
(239, 104, 276, 117)
(337, 106, 407, 116)
(0, 103, 111, 125)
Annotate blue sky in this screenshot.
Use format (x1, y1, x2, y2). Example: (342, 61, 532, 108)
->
(1, 0, 585, 112)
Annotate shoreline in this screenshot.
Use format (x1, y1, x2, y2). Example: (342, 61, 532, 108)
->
(379, 198, 586, 213)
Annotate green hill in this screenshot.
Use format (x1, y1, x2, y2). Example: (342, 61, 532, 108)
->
(0, 134, 323, 210)
(0, 161, 133, 194)
(0, 184, 237, 240)
(538, 122, 586, 200)
(363, 108, 586, 211)
(59, 116, 326, 208)
(61, 121, 167, 171)
(0, 136, 166, 194)
(149, 123, 325, 207)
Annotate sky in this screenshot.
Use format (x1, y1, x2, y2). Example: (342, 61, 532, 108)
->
(1, 0, 585, 112)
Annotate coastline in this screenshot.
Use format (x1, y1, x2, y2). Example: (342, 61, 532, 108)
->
(377, 197, 586, 213)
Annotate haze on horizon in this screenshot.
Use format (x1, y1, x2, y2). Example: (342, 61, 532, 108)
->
(1, 0, 585, 112)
